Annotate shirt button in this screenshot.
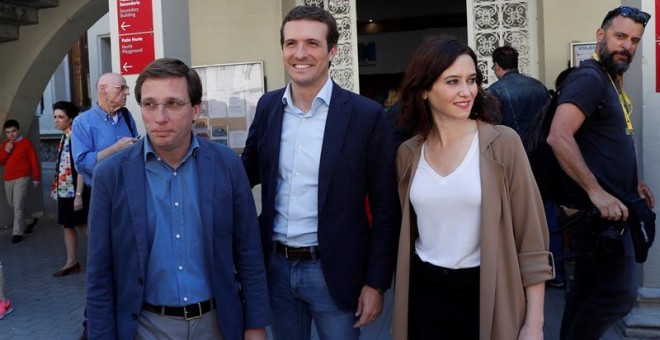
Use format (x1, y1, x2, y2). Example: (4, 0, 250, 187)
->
(178, 265, 183, 270)
(174, 202, 180, 207)
(173, 172, 177, 176)
(183, 297, 188, 302)
(175, 234, 181, 239)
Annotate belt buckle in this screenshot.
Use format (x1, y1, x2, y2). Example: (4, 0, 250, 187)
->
(183, 302, 203, 320)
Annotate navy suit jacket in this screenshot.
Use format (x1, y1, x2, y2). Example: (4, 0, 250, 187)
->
(86, 138, 270, 340)
(242, 82, 401, 310)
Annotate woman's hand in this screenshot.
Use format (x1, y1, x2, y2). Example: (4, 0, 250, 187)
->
(74, 196, 83, 211)
(518, 322, 543, 340)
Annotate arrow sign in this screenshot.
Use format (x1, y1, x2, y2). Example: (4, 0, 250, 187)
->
(116, 0, 153, 34)
(118, 32, 155, 75)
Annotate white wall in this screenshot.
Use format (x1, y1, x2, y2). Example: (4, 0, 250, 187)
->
(87, 13, 111, 107)
(539, 0, 619, 85)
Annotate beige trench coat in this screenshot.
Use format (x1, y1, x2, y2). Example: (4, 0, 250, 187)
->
(391, 121, 554, 340)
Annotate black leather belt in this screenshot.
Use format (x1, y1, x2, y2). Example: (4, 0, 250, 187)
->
(274, 242, 320, 260)
(142, 299, 215, 320)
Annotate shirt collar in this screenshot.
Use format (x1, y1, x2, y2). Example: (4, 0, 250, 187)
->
(281, 77, 334, 109)
(143, 133, 200, 164)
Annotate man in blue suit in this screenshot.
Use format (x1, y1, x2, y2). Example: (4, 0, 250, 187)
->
(86, 58, 270, 340)
(242, 6, 400, 340)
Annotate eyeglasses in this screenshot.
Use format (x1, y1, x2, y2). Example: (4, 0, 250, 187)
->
(107, 84, 130, 91)
(140, 100, 191, 112)
(602, 6, 651, 27)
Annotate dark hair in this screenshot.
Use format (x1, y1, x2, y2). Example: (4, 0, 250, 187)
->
(52, 101, 79, 120)
(399, 38, 499, 141)
(3, 119, 19, 130)
(601, 6, 650, 29)
(492, 46, 518, 70)
(135, 58, 202, 105)
(280, 5, 339, 51)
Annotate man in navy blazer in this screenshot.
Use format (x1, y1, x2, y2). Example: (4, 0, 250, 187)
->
(86, 58, 269, 340)
(242, 6, 400, 340)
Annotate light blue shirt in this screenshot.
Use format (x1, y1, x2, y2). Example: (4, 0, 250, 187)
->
(273, 77, 333, 247)
(142, 134, 212, 306)
(71, 104, 137, 186)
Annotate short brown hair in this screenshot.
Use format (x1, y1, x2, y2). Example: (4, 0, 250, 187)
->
(135, 58, 202, 105)
(280, 5, 339, 51)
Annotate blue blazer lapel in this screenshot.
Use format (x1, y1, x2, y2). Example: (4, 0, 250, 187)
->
(122, 141, 149, 273)
(196, 142, 216, 269)
(264, 92, 286, 218)
(318, 83, 351, 212)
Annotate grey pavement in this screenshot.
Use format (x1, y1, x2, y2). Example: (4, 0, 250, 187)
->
(0, 168, 640, 339)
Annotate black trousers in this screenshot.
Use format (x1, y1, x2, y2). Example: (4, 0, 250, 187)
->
(409, 254, 479, 340)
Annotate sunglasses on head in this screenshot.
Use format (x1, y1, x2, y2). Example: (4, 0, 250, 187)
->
(602, 6, 651, 27)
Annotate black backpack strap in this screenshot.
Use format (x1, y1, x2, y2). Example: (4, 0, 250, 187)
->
(119, 107, 135, 137)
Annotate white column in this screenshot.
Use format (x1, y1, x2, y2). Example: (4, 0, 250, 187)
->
(467, 0, 539, 87)
(623, 0, 660, 336)
(299, 0, 359, 93)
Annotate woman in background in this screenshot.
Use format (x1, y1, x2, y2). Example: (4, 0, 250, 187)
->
(391, 38, 553, 340)
(51, 101, 89, 277)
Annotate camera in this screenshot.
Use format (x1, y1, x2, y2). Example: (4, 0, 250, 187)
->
(596, 224, 626, 257)
(585, 206, 627, 257)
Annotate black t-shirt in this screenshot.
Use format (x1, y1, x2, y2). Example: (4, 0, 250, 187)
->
(557, 59, 639, 207)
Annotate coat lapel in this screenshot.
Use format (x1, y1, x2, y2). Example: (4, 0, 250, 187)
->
(318, 83, 351, 212)
(266, 92, 286, 217)
(196, 142, 216, 270)
(477, 121, 504, 337)
(122, 141, 149, 274)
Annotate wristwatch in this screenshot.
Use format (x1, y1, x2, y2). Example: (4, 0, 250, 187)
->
(75, 192, 82, 197)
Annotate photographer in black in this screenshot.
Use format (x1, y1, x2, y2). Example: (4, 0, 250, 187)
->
(547, 6, 656, 340)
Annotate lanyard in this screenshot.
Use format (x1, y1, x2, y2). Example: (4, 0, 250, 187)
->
(593, 53, 634, 135)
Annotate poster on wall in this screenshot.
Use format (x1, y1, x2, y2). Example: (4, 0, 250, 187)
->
(570, 42, 596, 67)
(193, 61, 265, 152)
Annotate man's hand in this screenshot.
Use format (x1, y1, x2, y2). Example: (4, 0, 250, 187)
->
(244, 327, 268, 340)
(353, 285, 384, 328)
(4, 141, 13, 153)
(589, 189, 628, 221)
(32, 180, 39, 189)
(98, 137, 139, 161)
(638, 180, 655, 209)
(113, 137, 138, 152)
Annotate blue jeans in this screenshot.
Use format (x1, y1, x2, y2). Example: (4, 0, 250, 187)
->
(267, 252, 359, 340)
(560, 222, 636, 340)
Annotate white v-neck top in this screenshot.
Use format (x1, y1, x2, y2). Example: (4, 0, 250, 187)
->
(410, 132, 482, 269)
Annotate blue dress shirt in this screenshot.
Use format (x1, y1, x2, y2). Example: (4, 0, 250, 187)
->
(142, 134, 212, 306)
(71, 104, 137, 186)
(272, 77, 333, 247)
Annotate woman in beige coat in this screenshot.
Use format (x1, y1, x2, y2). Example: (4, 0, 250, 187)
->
(391, 38, 554, 340)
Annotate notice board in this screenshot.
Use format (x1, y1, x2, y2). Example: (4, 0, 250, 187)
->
(193, 61, 265, 152)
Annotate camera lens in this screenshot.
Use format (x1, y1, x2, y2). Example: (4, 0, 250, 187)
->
(596, 226, 624, 257)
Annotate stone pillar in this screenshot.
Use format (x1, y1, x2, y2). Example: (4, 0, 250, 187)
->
(620, 0, 660, 337)
(467, 0, 539, 87)
(300, 0, 359, 93)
